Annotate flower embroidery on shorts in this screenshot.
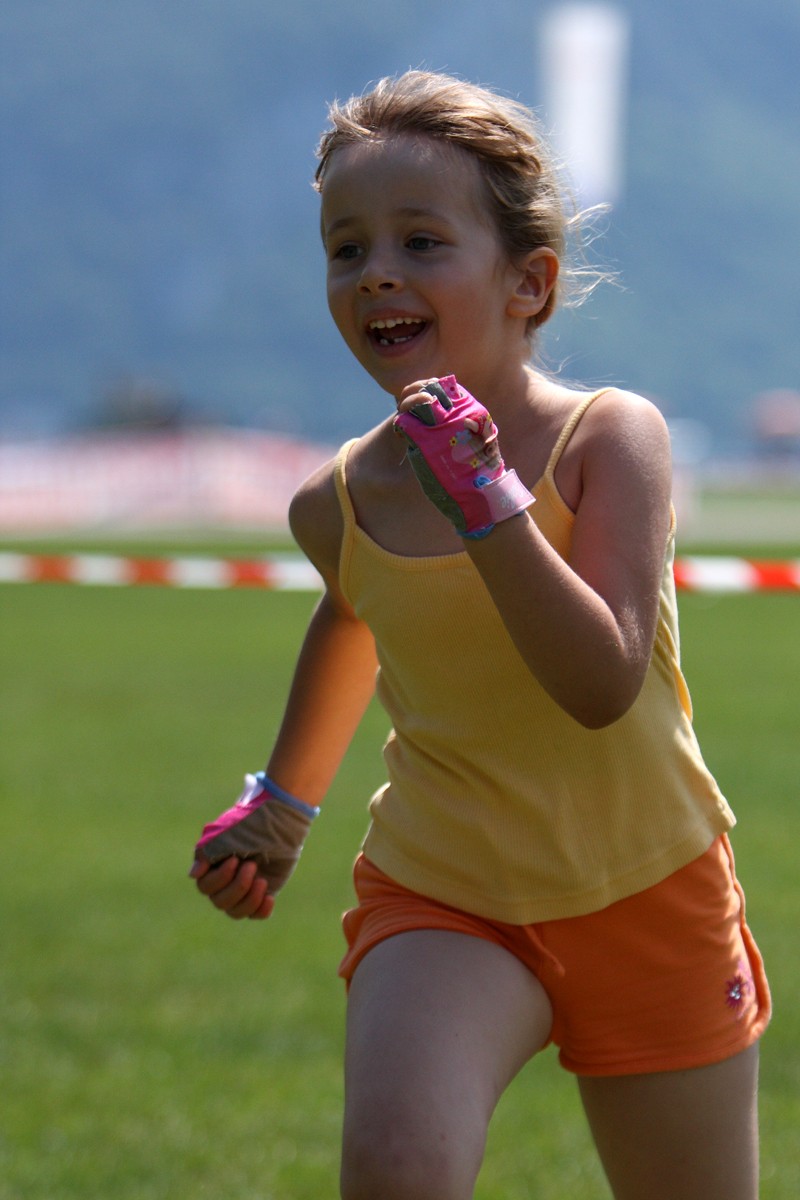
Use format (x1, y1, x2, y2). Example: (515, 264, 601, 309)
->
(725, 960, 753, 1016)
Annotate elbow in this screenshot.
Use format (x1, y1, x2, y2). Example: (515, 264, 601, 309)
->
(563, 675, 645, 731)
(573, 703, 631, 731)
(569, 635, 652, 729)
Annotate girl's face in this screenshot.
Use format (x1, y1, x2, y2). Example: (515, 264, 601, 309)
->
(320, 134, 531, 400)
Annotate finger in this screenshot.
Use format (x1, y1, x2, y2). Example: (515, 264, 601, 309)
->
(483, 433, 501, 463)
(208, 859, 263, 913)
(194, 855, 241, 897)
(407, 400, 438, 426)
(396, 390, 437, 414)
(249, 893, 276, 920)
(226, 873, 272, 920)
(189, 856, 210, 880)
(420, 380, 453, 408)
(398, 378, 438, 404)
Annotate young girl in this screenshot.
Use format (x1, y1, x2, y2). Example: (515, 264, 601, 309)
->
(190, 71, 770, 1200)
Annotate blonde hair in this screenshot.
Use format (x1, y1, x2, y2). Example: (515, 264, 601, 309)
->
(314, 70, 603, 330)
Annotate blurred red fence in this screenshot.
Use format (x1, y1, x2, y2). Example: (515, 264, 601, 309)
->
(0, 430, 334, 532)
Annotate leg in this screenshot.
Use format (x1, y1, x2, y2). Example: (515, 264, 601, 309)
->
(578, 1043, 760, 1200)
(340, 929, 553, 1200)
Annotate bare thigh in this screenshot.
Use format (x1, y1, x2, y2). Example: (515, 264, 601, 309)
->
(578, 1043, 760, 1200)
(340, 929, 553, 1200)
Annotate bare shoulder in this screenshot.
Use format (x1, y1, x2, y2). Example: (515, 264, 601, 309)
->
(288, 423, 400, 600)
(577, 386, 668, 438)
(288, 455, 343, 588)
(568, 388, 674, 577)
(569, 387, 672, 484)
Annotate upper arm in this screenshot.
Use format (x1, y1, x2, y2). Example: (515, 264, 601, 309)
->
(568, 390, 673, 663)
(289, 458, 358, 620)
(266, 460, 377, 800)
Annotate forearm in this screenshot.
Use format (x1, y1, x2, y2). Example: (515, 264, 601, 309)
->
(266, 592, 379, 804)
(465, 514, 650, 728)
(393, 377, 671, 729)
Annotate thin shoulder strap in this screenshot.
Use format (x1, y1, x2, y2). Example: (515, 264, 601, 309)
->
(543, 389, 613, 480)
(333, 438, 360, 593)
(333, 437, 359, 532)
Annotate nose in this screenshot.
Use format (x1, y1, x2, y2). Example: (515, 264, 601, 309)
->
(357, 250, 402, 294)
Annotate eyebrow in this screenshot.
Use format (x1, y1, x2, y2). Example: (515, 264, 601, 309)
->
(323, 206, 448, 239)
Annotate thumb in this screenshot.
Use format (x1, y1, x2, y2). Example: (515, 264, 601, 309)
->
(188, 856, 210, 880)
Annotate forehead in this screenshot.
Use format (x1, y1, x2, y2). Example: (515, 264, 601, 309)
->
(320, 134, 490, 228)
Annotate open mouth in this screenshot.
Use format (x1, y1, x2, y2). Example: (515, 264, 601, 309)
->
(368, 316, 427, 347)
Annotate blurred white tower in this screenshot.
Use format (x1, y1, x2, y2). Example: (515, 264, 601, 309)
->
(539, 4, 630, 206)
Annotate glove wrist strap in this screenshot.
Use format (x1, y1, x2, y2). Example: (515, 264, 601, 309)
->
(253, 771, 320, 820)
(459, 470, 535, 539)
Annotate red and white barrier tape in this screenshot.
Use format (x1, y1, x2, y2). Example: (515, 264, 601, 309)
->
(673, 556, 800, 592)
(1, 552, 799, 592)
(0, 552, 322, 590)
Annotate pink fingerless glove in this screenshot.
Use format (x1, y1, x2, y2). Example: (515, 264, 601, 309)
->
(393, 375, 534, 539)
(195, 772, 320, 896)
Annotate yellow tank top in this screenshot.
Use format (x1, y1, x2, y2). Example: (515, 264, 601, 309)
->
(334, 392, 735, 922)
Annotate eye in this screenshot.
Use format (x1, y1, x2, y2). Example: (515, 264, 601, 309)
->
(330, 242, 362, 262)
(407, 235, 440, 252)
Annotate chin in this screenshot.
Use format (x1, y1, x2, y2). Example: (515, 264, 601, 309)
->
(366, 363, 432, 400)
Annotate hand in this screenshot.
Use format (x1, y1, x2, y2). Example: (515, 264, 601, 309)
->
(189, 855, 276, 920)
(393, 375, 534, 538)
(190, 772, 319, 919)
(397, 378, 502, 472)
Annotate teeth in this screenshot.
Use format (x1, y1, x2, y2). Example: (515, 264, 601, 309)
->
(369, 317, 423, 330)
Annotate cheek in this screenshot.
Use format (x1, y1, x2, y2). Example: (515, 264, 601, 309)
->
(326, 279, 348, 327)
(326, 283, 365, 352)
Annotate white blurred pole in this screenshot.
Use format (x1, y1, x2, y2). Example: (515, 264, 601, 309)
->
(539, 3, 630, 206)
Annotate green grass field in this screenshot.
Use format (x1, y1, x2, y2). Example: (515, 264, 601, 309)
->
(1, 548, 798, 1199)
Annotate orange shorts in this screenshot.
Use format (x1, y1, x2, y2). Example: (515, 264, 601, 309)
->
(339, 835, 771, 1077)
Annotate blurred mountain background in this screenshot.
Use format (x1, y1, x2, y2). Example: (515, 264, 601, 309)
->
(1, 0, 798, 457)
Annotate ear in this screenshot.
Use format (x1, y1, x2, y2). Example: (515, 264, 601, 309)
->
(506, 248, 559, 321)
